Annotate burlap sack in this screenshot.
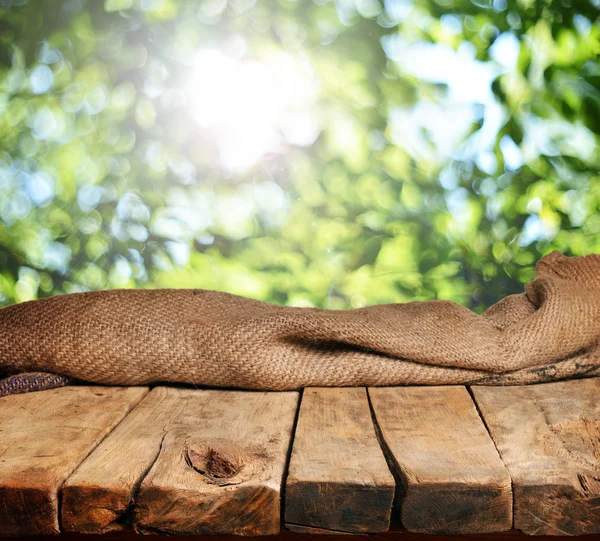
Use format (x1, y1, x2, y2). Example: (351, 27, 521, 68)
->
(1, 251, 599, 395)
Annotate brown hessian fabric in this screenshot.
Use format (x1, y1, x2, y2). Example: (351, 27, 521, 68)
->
(0, 251, 599, 397)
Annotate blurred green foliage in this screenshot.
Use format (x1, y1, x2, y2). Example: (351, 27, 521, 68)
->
(0, 0, 598, 311)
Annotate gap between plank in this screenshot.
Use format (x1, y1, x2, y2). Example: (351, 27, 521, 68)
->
(365, 387, 405, 525)
(280, 387, 304, 531)
(466, 384, 516, 533)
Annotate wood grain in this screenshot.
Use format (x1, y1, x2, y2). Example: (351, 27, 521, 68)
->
(0, 386, 147, 536)
(62, 386, 189, 533)
(133, 389, 298, 536)
(369, 386, 512, 534)
(285, 387, 394, 534)
(472, 378, 600, 536)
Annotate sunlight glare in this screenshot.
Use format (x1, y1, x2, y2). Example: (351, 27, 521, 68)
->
(187, 49, 320, 172)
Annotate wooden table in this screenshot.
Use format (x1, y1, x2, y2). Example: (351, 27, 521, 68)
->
(0, 378, 599, 538)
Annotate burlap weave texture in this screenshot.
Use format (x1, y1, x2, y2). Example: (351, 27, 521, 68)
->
(0, 251, 599, 391)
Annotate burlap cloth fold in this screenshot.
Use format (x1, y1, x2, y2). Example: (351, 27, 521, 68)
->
(1, 251, 599, 396)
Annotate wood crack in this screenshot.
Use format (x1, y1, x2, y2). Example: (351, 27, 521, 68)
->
(285, 522, 368, 535)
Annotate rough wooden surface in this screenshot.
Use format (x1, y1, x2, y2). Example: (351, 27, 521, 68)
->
(62, 387, 188, 533)
(285, 388, 395, 534)
(2, 379, 599, 538)
(472, 378, 600, 536)
(369, 386, 512, 534)
(0, 528, 586, 540)
(133, 389, 299, 536)
(0, 386, 148, 537)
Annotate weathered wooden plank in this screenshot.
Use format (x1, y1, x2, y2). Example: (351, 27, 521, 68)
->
(62, 386, 186, 533)
(369, 386, 512, 534)
(133, 389, 298, 536)
(472, 378, 600, 536)
(0, 386, 148, 537)
(285, 387, 395, 534)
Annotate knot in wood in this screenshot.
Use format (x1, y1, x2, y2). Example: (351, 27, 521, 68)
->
(185, 444, 243, 484)
(203, 448, 240, 478)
